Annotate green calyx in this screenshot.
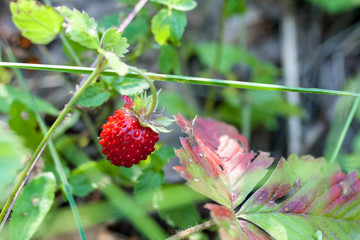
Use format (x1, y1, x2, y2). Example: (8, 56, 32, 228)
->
(123, 91, 174, 133)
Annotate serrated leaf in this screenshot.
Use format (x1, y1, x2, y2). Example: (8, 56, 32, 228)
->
(175, 116, 360, 239)
(101, 27, 129, 57)
(56, 6, 100, 49)
(205, 204, 270, 240)
(159, 45, 180, 74)
(151, 9, 187, 45)
(113, 76, 149, 95)
(0, 84, 58, 115)
(159, 203, 201, 229)
(174, 115, 274, 209)
(237, 155, 360, 239)
(99, 49, 128, 76)
(9, 172, 56, 240)
(76, 82, 110, 107)
(0, 123, 28, 204)
(8, 101, 43, 151)
(10, 0, 63, 44)
(151, 0, 197, 11)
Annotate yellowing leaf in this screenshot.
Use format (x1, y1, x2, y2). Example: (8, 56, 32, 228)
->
(10, 0, 63, 44)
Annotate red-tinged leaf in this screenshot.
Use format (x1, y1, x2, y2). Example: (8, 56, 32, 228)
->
(205, 203, 271, 240)
(237, 154, 360, 239)
(174, 115, 274, 209)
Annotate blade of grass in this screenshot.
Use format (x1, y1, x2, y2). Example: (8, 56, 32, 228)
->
(1, 62, 360, 97)
(1, 42, 87, 239)
(329, 95, 360, 163)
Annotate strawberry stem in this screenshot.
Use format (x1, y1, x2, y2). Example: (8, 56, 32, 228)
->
(0, 56, 105, 227)
(128, 66, 157, 119)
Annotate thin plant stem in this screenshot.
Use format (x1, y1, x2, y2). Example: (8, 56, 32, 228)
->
(166, 220, 215, 240)
(329, 96, 360, 163)
(0, 59, 104, 225)
(117, 0, 149, 33)
(128, 66, 158, 119)
(1, 62, 360, 97)
(0, 42, 87, 239)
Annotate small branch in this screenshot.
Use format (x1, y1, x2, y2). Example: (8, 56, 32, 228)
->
(117, 0, 149, 33)
(0, 59, 104, 226)
(166, 220, 215, 240)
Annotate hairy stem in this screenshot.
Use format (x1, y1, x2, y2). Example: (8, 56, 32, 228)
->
(0, 59, 104, 226)
(166, 220, 215, 240)
(117, 0, 149, 33)
(128, 66, 158, 119)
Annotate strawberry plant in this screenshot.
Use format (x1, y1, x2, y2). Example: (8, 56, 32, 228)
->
(0, 0, 360, 239)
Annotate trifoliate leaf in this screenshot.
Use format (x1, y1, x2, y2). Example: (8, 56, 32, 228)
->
(151, 9, 187, 45)
(76, 82, 110, 107)
(101, 27, 129, 57)
(175, 115, 360, 239)
(56, 6, 100, 49)
(151, 0, 197, 11)
(99, 49, 128, 77)
(9, 172, 56, 240)
(113, 77, 149, 96)
(10, 0, 63, 44)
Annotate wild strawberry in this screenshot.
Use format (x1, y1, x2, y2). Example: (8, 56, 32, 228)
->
(99, 94, 173, 167)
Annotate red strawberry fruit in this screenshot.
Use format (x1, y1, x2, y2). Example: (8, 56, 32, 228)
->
(99, 94, 172, 167)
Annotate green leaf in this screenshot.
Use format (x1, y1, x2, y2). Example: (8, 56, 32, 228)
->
(113, 76, 149, 95)
(151, 0, 197, 11)
(10, 0, 63, 44)
(123, 14, 150, 44)
(134, 170, 164, 203)
(148, 145, 175, 172)
(101, 27, 129, 57)
(98, 13, 120, 33)
(0, 67, 13, 84)
(56, 6, 100, 49)
(99, 49, 128, 77)
(69, 173, 97, 197)
(151, 9, 187, 45)
(159, 203, 201, 229)
(306, 0, 360, 13)
(0, 124, 28, 204)
(159, 45, 180, 74)
(9, 172, 56, 240)
(76, 82, 110, 107)
(8, 101, 43, 151)
(225, 0, 247, 17)
(0, 84, 58, 115)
